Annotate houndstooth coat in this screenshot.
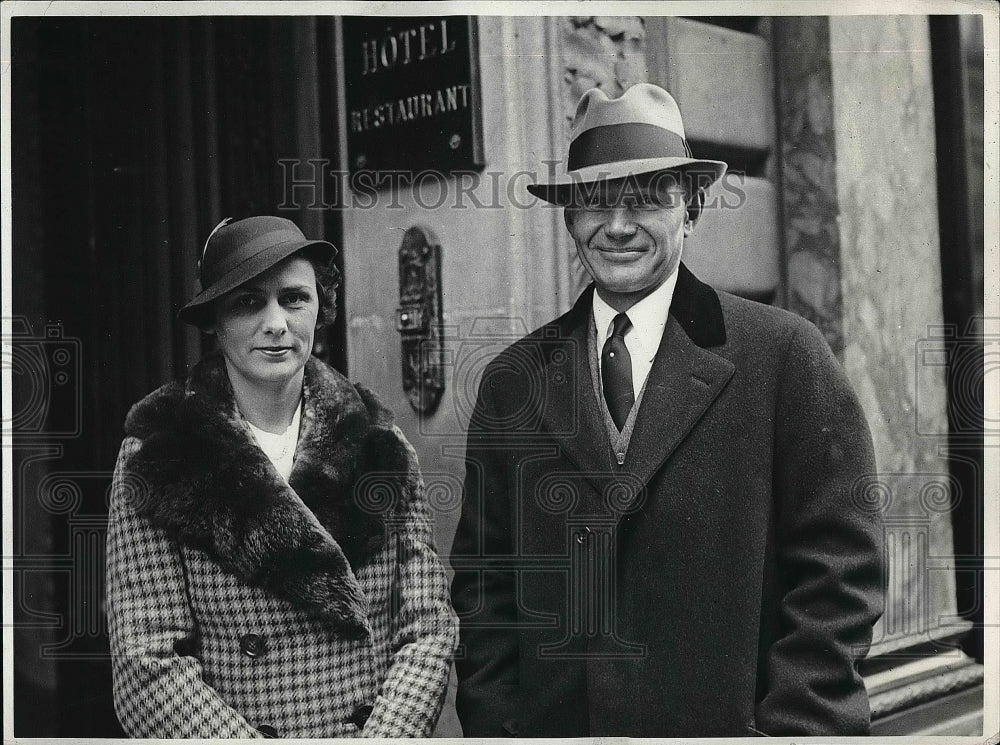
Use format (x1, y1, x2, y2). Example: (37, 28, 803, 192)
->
(106, 353, 458, 738)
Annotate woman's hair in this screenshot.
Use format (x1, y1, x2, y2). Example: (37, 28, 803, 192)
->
(299, 245, 341, 329)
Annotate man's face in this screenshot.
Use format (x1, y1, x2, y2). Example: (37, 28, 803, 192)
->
(564, 175, 696, 308)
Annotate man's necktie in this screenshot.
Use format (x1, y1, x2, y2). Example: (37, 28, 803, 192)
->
(602, 312, 634, 430)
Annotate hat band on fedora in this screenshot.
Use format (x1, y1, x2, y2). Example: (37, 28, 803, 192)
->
(567, 123, 693, 172)
(202, 228, 303, 285)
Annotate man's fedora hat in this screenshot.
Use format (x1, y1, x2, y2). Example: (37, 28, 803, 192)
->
(179, 215, 337, 325)
(527, 83, 728, 206)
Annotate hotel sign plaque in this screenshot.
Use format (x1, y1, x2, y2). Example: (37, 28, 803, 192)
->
(343, 16, 484, 179)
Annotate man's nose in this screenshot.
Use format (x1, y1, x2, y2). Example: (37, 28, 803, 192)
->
(260, 299, 288, 334)
(604, 207, 638, 239)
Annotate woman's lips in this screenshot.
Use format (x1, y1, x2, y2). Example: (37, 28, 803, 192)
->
(257, 347, 292, 358)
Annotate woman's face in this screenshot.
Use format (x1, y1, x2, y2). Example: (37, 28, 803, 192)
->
(210, 256, 319, 391)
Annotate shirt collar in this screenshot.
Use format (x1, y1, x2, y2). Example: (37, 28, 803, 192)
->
(592, 266, 679, 343)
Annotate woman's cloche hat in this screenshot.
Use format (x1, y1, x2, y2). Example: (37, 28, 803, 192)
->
(527, 83, 728, 206)
(179, 215, 337, 325)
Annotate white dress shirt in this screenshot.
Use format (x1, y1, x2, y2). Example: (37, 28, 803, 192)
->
(592, 268, 679, 396)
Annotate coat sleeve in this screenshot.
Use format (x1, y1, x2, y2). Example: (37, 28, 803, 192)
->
(449, 372, 524, 736)
(756, 320, 886, 735)
(106, 437, 263, 738)
(361, 426, 459, 738)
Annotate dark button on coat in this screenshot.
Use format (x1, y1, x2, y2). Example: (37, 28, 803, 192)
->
(239, 634, 266, 659)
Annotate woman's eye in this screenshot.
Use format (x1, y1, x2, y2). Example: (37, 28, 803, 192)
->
(235, 295, 258, 308)
(282, 292, 311, 306)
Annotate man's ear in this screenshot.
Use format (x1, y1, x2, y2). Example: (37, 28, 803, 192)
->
(684, 189, 705, 235)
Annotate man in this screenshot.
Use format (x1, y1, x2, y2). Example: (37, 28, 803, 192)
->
(450, 83, 885, 737)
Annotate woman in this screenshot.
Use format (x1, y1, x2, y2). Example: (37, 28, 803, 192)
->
(106, 216, 458, 738)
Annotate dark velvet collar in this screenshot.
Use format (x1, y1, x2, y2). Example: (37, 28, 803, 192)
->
(563, 262, 727, 347)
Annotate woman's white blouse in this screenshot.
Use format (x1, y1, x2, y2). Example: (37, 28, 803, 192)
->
(245, 401, 302, 482)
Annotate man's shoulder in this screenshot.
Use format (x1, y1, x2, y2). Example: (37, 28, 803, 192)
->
(470, 305, 585, 402)
(486, 304, 583, 361)
(712, 289, 841, 376)
(716, 289, 821, 344)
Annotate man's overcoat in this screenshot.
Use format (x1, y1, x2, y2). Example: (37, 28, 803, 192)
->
(451, 264, 885, 737)
(107, 354, 458, 738)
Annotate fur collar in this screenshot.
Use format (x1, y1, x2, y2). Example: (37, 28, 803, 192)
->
(122, 353, 416, 636)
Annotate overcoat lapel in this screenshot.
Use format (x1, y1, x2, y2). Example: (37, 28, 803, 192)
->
(624, 264, 735, 495)
(625, 316, 735, 489)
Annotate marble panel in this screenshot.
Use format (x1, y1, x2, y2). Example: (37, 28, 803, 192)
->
(773, 17, 845, 355)
(829, 15, 958, 650)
